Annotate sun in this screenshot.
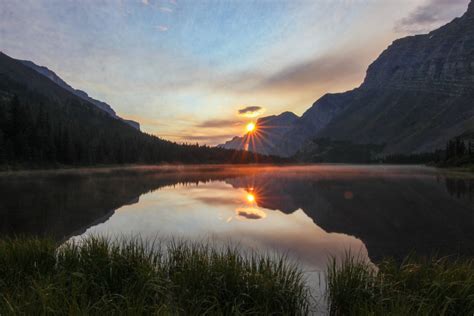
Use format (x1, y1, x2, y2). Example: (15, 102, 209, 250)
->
(246, 193, 255, 202)
(246, 122, 256, 133)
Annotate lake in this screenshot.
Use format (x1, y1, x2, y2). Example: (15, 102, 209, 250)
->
(1, 165, 473, 289)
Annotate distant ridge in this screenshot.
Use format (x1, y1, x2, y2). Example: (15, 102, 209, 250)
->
(19, 59, 140, 130)
(219, 111, 299, 155)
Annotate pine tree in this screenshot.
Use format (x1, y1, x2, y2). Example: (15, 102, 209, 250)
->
(0, 129, 5, 164)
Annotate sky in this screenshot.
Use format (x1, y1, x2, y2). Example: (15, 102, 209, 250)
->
(0, 0, 470, 145)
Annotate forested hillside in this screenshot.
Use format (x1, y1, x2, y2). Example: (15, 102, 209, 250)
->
(0, 52, 281, 167)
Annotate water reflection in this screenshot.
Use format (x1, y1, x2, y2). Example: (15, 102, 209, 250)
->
(445, 177, 474, 200)
(235, 207, 266, 220)
(0, 165, 473, 263)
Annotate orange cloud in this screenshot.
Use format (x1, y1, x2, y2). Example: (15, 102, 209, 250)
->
(195, 119, 243, 128)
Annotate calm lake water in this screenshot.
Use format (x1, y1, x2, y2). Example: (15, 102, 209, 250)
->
(1, 165, 473, 286)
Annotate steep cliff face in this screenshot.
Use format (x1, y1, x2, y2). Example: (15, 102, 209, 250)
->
(317, 3, 474, 154)
(362, 11, 474, 95)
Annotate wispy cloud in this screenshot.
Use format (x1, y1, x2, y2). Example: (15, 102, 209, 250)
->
(195, 119, 242, 128)
(214, 51, 366, 100)
(156, 25, 168, 32)
(238, 106, 264, 118)
(141, 0, 149, 5)
(178, 134, 239, 144)
(395, 0, 469, 33)
(159, 7, 173, 13)
(257, 54, 365, 93)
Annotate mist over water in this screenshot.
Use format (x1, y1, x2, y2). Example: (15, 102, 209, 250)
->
(1, 164, 473, 267)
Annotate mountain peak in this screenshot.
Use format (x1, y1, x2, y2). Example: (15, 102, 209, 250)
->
(468, 0, 474, 15)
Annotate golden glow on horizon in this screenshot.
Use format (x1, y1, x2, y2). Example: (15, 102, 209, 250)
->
(246, 122, 256, 133)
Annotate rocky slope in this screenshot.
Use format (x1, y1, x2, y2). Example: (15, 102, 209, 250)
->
(316, 0, 474, 154)
(19, 60, 140, 130)
(222, 0, 474, 158)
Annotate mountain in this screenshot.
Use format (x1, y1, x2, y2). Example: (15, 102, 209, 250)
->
(0, 52, 284, 166)
(19, 60, 140, 130)
(219, 111, 299, 155)
(222, 0, 474, 159)
(279, 91, 357, 157)
(314, 0, 474, 155)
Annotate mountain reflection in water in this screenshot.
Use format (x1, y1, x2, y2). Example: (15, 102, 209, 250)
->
(0, 165, 473, 263)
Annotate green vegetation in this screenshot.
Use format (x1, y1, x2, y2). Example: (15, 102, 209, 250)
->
(438, 133, 474, 169)
(0, 237, 309, 315)
(295, 138, 384, 163)
(297, 134, 474, 167)
(2, 237, 474, 315)
(327, 255, 474, 315)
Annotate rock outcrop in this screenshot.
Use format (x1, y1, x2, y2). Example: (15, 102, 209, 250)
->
(316, 2, 474, 154)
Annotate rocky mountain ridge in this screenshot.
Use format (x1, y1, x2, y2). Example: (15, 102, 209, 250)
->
(19, 59, 140, 130)
(221, 0, 474, 158)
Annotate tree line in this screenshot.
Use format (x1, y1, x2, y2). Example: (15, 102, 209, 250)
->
(0, 94, 284, 168)
(383, 136, 474, 166)
(442, 136, 474, 167)
(445, 137, 473, 160)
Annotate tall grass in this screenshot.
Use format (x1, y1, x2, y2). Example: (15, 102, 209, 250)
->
(0, 237, 310, 315)
(327, 255, 474, 315)
(3, 237, 474, 315)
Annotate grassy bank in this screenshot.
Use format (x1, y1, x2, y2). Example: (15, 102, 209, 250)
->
(0, 237, 309, 315)
(2, 237, 474, 315)
(327, 255, 474, 315)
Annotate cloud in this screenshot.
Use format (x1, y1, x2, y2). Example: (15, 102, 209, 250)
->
(159, 6, 173, 13)
(141, 0, 149, 5)
(238, 106, 264, 118)
(156, 25, 168, 32)
(395, 0, 469, 33)
(257, 54, 365, 93)
(195, 119, 242, 128)
(179, 134, 239, 144)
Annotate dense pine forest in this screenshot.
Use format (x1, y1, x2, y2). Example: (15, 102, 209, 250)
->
(383, 135, 474, 167)
(0, 53, 283, 167)
(440, 134, 474, 168)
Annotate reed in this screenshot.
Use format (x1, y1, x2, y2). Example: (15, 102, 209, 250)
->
(326, 254, 474, 315)
(0, 236, 310, 315)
